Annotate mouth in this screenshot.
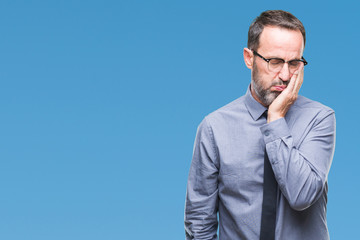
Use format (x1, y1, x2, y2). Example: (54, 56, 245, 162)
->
(272, 85, 287, 92)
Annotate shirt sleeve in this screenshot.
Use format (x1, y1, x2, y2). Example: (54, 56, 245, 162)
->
(260, 110, 336, 211)
(184, 117, 219, 240)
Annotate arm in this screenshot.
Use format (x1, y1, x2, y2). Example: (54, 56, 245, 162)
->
(260, 112, 336, 210)
(265, 66, 336, 210)
(185, 117, 219, 240)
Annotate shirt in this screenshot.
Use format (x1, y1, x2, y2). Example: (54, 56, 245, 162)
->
(184, 87, 336, 240)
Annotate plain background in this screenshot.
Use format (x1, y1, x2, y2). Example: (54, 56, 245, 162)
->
(0, 1, 358, 239)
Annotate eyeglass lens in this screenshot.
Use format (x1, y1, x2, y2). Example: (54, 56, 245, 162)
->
(268, 59, 303, 73)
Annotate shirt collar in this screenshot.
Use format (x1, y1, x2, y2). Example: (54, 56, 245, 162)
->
(244, 85, 268, 121)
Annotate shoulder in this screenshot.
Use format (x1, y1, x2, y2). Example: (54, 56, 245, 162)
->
(294, 95, 334, 113)
(292, 95, 335, 124)
(203, 95, 247, 126)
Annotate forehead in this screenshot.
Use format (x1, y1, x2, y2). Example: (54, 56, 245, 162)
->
(258, 26, 304, 57)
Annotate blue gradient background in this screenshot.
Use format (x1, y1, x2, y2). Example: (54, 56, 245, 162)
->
(0, 1, 358, 239)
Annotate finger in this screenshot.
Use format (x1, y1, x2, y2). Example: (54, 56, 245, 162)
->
(291, 65, 304, 94)
(285, 69, 297, 93)
(294, 65, 304, 94)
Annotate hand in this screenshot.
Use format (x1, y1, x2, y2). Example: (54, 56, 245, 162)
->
(267, 65, 304, 123)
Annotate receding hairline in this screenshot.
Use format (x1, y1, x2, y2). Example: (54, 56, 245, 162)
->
(247, 10, 306, 51)
(254, 26, 305, 51)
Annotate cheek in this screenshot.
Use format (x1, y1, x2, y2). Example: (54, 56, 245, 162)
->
(258, 65, 275, 83)
(253, 63, 277, 88)
(268, 72, 282, 86)
(259, 72, 276, 88)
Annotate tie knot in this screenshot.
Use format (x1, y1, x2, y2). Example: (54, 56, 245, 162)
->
(263, 110, 268, 119)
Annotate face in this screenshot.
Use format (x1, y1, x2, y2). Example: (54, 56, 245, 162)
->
(247, 26, 304, 106)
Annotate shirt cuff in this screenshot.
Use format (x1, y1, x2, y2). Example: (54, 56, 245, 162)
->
(260, 117, 291, 144)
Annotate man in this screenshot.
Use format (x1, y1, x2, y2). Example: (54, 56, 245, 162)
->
(184, 10, 336, 240)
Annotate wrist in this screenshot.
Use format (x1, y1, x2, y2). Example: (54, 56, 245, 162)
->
(267, 112, 284, 123)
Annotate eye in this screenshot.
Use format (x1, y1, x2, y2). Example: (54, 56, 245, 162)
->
(288, 60, 301, 68)
(269, 59, 284, 66)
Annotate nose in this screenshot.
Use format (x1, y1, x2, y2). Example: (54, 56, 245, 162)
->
(278, 63, 291, 81)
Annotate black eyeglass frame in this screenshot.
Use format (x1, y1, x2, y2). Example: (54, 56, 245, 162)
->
(252, 50, 308, 68)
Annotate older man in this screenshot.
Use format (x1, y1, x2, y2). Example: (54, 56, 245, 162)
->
(185, 10, 336, 240)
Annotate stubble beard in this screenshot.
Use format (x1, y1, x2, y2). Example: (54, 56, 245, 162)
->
(251, 61, 287, 107)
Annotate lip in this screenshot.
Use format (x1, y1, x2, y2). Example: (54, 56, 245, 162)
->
(272, 85, 287, 91)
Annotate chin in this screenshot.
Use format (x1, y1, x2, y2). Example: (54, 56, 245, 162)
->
(263, 92, 279, 106)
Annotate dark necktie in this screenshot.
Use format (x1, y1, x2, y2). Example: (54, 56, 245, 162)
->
(260, 111, 277, 240)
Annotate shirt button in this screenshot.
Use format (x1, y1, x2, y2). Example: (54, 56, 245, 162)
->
(264, 130, 270, 136)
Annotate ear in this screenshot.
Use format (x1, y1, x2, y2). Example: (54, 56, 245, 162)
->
(243, 48, 254, 70)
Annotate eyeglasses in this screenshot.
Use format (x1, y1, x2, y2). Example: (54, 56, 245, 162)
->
(253, 50, 308, 74)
